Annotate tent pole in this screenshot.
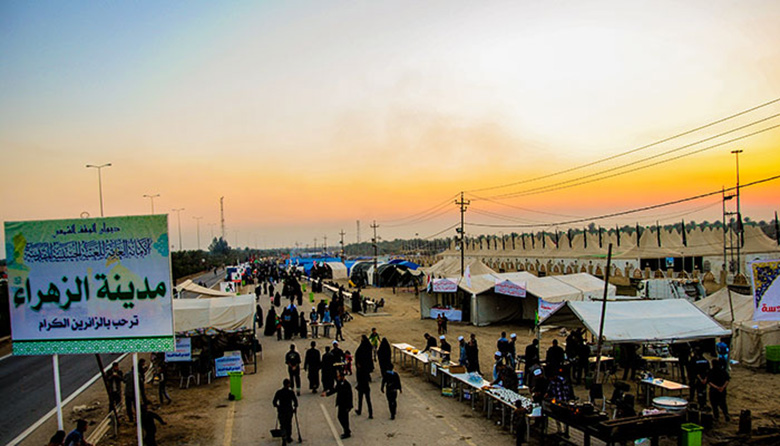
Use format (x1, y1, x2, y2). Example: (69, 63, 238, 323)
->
(595, 243, 613, 384)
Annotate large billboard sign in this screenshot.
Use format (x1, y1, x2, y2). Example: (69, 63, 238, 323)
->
(5, 215, 175, 355)
(748, 259, 780, 322)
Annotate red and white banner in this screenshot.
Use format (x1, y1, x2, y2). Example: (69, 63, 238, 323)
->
(538, 298, 564, 322)
(495, 279, 527, 297)
(432, 278, 458, 293)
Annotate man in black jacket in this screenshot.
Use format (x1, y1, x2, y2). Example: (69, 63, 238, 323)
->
(304, 341, 321, 393)
(273, 379, 298, 444)
(321, 372, 353, 439)
(381, 363, 403, 420)
(285, 344, 302, 396)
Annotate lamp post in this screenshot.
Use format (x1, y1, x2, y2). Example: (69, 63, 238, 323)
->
(86, 163, 112, 217)
(143, 194, 160, 214)
(193, 216, 203, 251)
(172, 208, 185, 251)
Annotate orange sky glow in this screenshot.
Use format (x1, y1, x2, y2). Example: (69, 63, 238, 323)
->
(2, 1, 779, 250)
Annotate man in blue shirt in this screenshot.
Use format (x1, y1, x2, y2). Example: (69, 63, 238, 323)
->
(64, 419, 91, 446)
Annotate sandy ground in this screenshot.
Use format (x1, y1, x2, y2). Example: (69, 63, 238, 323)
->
(26, 277, 780, 446)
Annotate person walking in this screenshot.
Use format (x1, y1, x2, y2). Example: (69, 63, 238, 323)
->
(321, 346, 336, 393)
(140, 405, 166, 446)
(63, 420, 91, 446)
(377, 337, 392, 376)
(466, 334, 481, 374)
(106, 362, 123, 412)
(322, 372, 353, 439)
(334, 314, 345, 342)
(708, 358, 731, 422)
(304, 341, 321, 393)
(124, 359, 149, 423)
(368, 328, 380, 361)
(458, 336, 468, 368)
(381, 363, 403, 420)
(273, 379, 299, 445)
(354, 336, 374, 419)
(285, 344, 302, 395)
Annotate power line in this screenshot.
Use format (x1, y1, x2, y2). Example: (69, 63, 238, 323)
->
(466, 96, 780, 194)
(465, 174, 780, 229)
(421, 223, 460, 240)
(380, 204, 457, 228)
(378, 192, 461, 225)
(483, 121, 780, 200)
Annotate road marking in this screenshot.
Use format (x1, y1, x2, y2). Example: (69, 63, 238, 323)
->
(405, 384, 478, 446)
(0, 353, 12, 362)
(222, 400, 236, 446)
(6, 352, 128, 446)
(319, 402, 345, 446)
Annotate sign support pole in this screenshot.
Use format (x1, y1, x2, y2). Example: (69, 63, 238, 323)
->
(133, 353, 143, 446)
(595, 243, 613, 384)
(53, 354, 64, 430)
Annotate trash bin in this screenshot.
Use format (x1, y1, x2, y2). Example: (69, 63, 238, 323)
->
(681, 423, 703, 446)
(229, 371, 243, 401)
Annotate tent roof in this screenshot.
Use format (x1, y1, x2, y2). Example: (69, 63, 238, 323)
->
(455, 271, 609, 302)
(175, 279, 236, 298)
(694, 287, 754, 326)
(173, 294, 255, 333)
(552, 273, 617, 296)
(540, 299, 730, 343)
(424, 257, 496, 278)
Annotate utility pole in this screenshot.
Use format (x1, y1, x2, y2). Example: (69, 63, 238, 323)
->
(356, 220, 361, 243)
(193, 216, 203, 250)
(323, 235, 328, 253)
(732, 149, 744, 274)
(172, 208, 185, 251)
(455, 191, 470, 277)
(339, 230, 346, 258)
(371, 221, 379, 285)
(220, 196, 226, 241)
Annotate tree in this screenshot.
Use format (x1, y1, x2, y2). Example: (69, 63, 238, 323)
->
(209, 237, 231, 256)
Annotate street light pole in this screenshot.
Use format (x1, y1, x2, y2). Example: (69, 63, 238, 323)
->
(193, 216, 203, 251)
(143, 193, 160, 214)
(86, 163, 112, 217)
(172, 208, 185, 251)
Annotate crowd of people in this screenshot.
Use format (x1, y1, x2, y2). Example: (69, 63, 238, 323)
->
(272, 330, 403, 443)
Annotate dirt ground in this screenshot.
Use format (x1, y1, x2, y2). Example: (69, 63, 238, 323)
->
(76, 277, 780, 446)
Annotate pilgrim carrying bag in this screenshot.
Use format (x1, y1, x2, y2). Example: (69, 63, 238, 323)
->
(270, 418, 285, 438)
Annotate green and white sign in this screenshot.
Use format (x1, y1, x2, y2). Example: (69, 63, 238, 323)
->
(5, 215, 175, 355)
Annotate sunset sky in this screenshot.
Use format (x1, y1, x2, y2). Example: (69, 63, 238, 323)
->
(2, 1, 779, 251)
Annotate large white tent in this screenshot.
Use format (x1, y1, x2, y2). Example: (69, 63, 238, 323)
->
(540, 299, 730, 343)
(694, 287, 753, 327)
(324, 261, 348, 280)
(421, 270, 615, 326)
(173, 294, 255, 333)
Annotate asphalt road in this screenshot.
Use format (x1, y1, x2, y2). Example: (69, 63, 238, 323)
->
(178, 267, 225, 299)
(0, 352, 120, 446)
(0, 269, 220, 445)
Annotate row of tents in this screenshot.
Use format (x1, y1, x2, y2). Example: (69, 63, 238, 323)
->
(286, 257, 422, 288)
(423, 257, 780, 368)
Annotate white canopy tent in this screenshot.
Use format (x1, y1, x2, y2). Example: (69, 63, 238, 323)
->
(540, 299, 730, 343)
(175, 279, 236, 298)
(325, 261, 348, 280)
(421, 270, 615, 326)
(173, 294, 256, 333)
(694, 287, 753, 327)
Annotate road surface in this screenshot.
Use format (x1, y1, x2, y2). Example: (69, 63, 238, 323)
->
(0, 352, 120, 445)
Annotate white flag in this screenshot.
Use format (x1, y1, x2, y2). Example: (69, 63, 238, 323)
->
(465, 265, 472, 288)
